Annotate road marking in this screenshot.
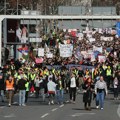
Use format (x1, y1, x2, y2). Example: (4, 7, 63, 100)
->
(41, 113, 49, 118)
(51, 108, 58, 112)
(71, 113, 96, 117)
(117, 104, 120, 118)
(4, 114, 16, 118)
(59, 104, 64, 108)
(30, 93, 34, 97)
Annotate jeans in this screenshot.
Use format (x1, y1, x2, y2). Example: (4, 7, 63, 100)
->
(19, 90, 26, 105)
(56, 89, 64, 103)
(96, 91, 105, 108)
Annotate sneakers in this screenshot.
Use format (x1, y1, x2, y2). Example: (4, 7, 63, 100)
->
(96, 106, 99, 109)
(72, 101, 76, 104)
(22, 104, 26, 106)
(48, 101, 51, 105)
(8, 104, 11, 107)
(51, 100, 54, 105)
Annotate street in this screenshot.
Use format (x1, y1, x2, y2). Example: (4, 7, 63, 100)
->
(0, 92, 120, 120)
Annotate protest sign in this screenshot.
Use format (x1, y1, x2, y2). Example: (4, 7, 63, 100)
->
(77, 33, 83, 40)
(30, 38, 42, 42)
(46, 53, 53, 58)
(93, 46, 102, 53)
(100, 36, 113, 41)
(59, 44, 73, 57)
(98, 55, 106, 63)
(38, 48, 44, 57)
(89, 38, 96, 42)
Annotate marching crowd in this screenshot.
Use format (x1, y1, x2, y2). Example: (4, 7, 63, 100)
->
(0, 27, 120, 111)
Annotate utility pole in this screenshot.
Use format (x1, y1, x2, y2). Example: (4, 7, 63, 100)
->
(17, 0, 19, 15)
(4, 0, 6, 15)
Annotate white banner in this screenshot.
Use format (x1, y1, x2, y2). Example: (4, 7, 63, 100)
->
(89, 38, 96, 42)
(46, 53, 53, 58)
(30, 38, 42, 42)
(98, 55, 106, 63)
(38, 48, 44, 57)
(59, 44, 73, 57)
(93, 46, 102, 53)
(101, 36, 113, 41)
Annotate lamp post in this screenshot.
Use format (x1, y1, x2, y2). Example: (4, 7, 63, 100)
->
(4, 0, 6, 15)
(17, 0, 18, 15)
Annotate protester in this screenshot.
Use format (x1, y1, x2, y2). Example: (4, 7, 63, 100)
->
(47, 77, 56, 105)
(113, 77, 119, 100)
(56, 75, 64, 105)
(68, 73, 78, 104)
(95, 76, 108, 110)
(18, 73, 27, 106)
(82, 77, 94, 110)
(5, 75, 15, 107)
(39, 76, 46, 102)
(34, 75, 40, 98)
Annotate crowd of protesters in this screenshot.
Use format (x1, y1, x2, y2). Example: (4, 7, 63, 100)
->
(0, 27, 120, 111)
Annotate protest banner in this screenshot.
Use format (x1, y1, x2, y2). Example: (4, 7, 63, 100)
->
(81, 51, 88, 58)
(98, 55, 106, 63)
(45, 64, 94, 70)
(59, 44, 73, 57)
(93, 46, 102, 53)
(100, 36, 113, 41)
(77, 33, 83, 40)
(46, 53, 53, 58)
(89, 38, 96, 42)
(30, 38, 42, 42)
(38, 48, 44, 57)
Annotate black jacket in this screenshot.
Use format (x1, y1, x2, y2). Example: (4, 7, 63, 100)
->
(18, 79, 27, 90)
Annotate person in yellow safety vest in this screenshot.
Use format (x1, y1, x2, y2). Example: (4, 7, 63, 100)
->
(30, 72, 36, 81)
(52, 68, 55, 74)
(14, 72, 18, 79)
(25, 81, 29, 103)
(43, 68, 49, 76)
(102, 64, 107, 70)
(85, 69, 90, 76)
(73, 68, 78, 76)
(30, 72, 36, 93)
(106, 66, 113, 89)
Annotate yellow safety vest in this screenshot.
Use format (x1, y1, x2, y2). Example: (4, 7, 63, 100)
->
(106, 69, 112, 76)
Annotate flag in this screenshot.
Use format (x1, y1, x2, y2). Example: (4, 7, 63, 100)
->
(17, 46, 29, 55)
(116, 22, 120, 37)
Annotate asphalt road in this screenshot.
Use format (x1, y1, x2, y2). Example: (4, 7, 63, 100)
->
(0, 92, 120, 120)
